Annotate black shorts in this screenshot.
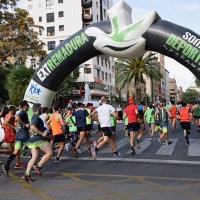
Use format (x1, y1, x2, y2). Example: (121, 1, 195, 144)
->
(77, 127, 86, 133)
(180, 122, 190, 132)
(101, 127, 112, 138)
(128, 122, 141, 132)
(85, 124, 91, 132)
(138, 110, 144, 119)
(54, 134, 65, 142)
(111, 126, 116, 132)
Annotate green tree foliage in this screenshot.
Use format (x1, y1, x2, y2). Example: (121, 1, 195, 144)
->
(195, 77, 200, 87)
(5, 65, 35, 104)
(116, 53, 163, 97)
(53, 68, 80, 106)
(182, 89, 198, 103)
(0, 66, 10, 103)
(0, 2, 46, 65)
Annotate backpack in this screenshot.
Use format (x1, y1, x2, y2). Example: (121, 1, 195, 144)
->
(158, 108, 168, 122)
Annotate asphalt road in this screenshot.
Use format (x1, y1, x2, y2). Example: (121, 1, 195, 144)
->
(1, 122, 200, 200)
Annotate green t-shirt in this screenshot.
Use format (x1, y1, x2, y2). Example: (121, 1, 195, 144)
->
(85, 108, 92, 125)
(111, 116, 116, 127)
(145, 109, 155, 124)
(66, 116, 77, 132)
(195, 105, 200, 116)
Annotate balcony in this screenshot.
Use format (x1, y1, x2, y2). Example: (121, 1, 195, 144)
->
(82, 13, 93, 23)
(81, 0, 92, 8)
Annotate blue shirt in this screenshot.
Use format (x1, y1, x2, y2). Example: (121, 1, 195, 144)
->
(73, 108, 88, 128)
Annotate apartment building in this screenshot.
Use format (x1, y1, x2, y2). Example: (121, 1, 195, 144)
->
(165, 69, 170, 103)
(24, 0, 115, 107)
(169, 78, 178, 103)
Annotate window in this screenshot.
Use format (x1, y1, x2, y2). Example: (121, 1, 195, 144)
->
(104, 9, 106, 18)
(102, 71, 104, 80)
(38, 3, 41, 8)
(39, 16, 42, 22)
(28, 5, 33, 10)
(60, 40, 63, 43)
(107, 0, 110, 9)
(84, 68, 91, 74)
(30, 59, 36, 68)
(97, 70, 100, 79)
(47, 13, 54, 23)
(110, 86, 112, 92)
(47, 26, 55, 36)
(96, 1, 98, 7)
(105, 60, 107, 68)
(103, 0, 106, 6)
(108, 61, 110, 69)
(97, 15, 98, 21)
(58, 0, 63, 3)
(39, 29, 42, 36)
(101, 58, 103, 66)
(96, 56, 99, 65)
(112, 66, 114, 72)
(58, 11, 64, 17)
(46, 0, 54, 9)
(84, 10, 90, 18)
(59, 25, 64, 31)
(47, 41, 56, 50)
(109, 74, 111, 82)
(105, 73, 108, 81)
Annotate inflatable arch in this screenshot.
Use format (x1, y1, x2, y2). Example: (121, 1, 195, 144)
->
(24, 0, 200, 107)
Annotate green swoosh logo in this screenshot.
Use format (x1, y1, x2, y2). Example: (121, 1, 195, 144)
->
(104, 16, 144, 42)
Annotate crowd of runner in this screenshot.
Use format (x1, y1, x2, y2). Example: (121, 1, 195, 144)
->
(0, 97, 199, 182)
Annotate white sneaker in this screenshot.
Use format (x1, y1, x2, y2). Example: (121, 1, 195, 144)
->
(77, 148, 83, 153)
(183, 130, 187, 137)
(65, 143, 70, 152)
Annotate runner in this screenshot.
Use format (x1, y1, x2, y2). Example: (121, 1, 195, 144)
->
(177, 102, 192, 145)
(22, 103, 53, 182)
(124, 97, 142, 155)
(154, 102, 172, 145)
(116, 104, 123, 123)
(90, 96, 119, 159)
(144, 104, 155, 142)
(138, 101, 146, 134)
(46, 104, 67, 163)
(85, 103, 92, 138)
(2, 100, 30, 177)
(0, 106, 22, 166)
(169, 101, 177, 133)
(71, 102, 91, 157)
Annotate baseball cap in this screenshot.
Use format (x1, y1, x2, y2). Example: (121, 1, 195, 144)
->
(128, 97, 135, 104)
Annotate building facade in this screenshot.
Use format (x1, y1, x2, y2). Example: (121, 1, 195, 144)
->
(169, 78, 178, 103)
(24, 0, 115, 107)
(165, 69, 170, 103)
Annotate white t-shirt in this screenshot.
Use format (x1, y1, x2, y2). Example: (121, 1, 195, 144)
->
(96, 104, 115, 127)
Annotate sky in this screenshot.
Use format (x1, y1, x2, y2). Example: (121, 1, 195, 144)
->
(17, 0, 200, 91)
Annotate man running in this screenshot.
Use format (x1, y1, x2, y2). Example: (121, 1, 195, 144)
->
(47, 104, 66, 163)
(124, 97, 142, 155)
(154, 102, 172, 145)
(138, 101, 146, 133)
(90, 96, 119, 159)
(177, 102, 192, 145)
(169, 101, 177, 133)
(2, 100, 30, 177)
(22, 103, 53, 182)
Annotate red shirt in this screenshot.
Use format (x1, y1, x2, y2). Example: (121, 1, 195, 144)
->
(179, 107, 190, 122)
(125, 104, 139, 123)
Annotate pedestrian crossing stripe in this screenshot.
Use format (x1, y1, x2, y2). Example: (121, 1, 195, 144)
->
(79, 138, 200, 156)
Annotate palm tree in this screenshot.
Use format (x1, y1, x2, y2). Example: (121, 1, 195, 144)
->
(116, 52, 163, 101)
(5, 65, 35, 104)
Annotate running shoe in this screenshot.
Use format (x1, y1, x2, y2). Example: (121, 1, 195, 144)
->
(71, 148, 78, 158)
(77, 148, 83, 153)
(168, 141, 173, 145)
(65, 143, 70, 152)
(91, 148, 97, 160)
(150, 137, 153, 142)
(39, 154, 43, 158)
(14, 163, 25, 169)
(125, 130, 129, 137)
(0, 160, 3, 164)
(55, 158, 63, 163)
(114, 152, 121, 158)
(22, 175, 34, 182)
(131, 148, 136, 155)
(32, 165, 42, 176)
(162, 141, 166, 145)
(135, 140, 141, 149)
(2, 164, 9, 177)
(186, 141, 190, 145)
